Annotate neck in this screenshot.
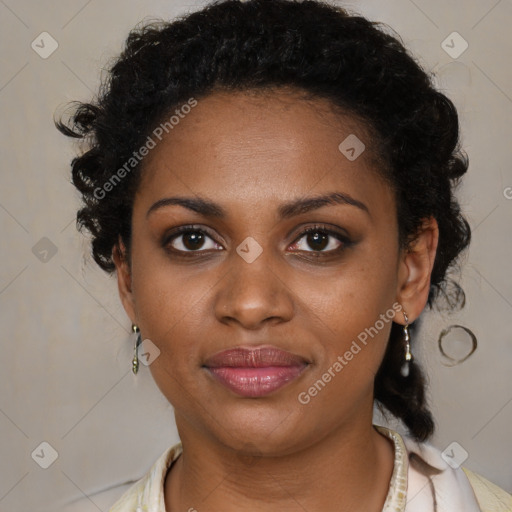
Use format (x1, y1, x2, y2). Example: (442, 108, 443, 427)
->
(164, 416, 395, 512)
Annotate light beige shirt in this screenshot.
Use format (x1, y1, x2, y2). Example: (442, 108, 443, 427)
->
(107, 426, 511, 512)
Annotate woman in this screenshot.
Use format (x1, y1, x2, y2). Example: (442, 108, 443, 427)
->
(56, 0, 511, 510)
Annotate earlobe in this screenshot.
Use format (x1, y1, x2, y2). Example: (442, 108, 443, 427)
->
(395, 217, 439, 322)
(112, 240, 136, 324)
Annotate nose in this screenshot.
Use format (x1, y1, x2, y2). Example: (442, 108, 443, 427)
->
(213, 243, 294, 330)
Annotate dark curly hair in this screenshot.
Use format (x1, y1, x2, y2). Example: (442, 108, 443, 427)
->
(56, 0, 470, 442)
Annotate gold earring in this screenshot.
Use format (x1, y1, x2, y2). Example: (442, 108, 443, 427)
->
(132, 324, 142, 374)
(400, 311, 413, 377)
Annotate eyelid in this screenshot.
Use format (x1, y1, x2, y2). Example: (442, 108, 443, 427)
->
(290, 224, 351, 252)
(293, 223, 350, 240)
(162, 224, 224, 252)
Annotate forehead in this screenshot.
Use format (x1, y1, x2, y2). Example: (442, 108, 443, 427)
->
(136, 88, 393, 215)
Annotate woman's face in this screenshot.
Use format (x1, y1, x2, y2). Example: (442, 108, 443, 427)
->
(115, 88, 430, 455)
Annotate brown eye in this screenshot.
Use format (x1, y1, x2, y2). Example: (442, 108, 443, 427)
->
(289, 225, 352, 255)
(164, 227, 222, 253)
(304, 231, 329, 251)
(181, 231, 206, 250)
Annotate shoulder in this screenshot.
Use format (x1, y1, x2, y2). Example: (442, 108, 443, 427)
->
(400, 432, 511, 512)
(462, 467, 512, 512)
(108, 442, 183, 512)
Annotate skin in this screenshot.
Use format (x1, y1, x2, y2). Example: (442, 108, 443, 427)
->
(113, 88, 439, 512)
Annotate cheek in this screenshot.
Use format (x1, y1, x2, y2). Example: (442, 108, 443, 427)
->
(300, 250, 398, 333)
(138, 273, 208, 409)
(295, 246, 398, 383)
(134, 272, 204, 354)
(130, 253, 224, 400)
(296, 290, 395, 424)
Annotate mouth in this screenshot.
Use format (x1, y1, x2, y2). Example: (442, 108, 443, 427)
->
(203, 346, 310, 398)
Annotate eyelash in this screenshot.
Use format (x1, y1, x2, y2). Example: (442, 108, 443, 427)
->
(162, 224, 352, 257)
(291, 225, 352, 255)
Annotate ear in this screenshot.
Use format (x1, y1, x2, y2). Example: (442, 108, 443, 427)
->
(395, 217, 439, 323)
(112, 239, 136, 325)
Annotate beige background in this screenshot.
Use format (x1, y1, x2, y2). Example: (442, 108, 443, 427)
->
(0, 0, 511, 510)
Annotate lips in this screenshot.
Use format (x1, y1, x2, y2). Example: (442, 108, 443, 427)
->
(203, 346, 309, 397)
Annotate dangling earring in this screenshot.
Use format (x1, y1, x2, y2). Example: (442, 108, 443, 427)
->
(400, 311, 413, 377)
(132, 324, 142, 374)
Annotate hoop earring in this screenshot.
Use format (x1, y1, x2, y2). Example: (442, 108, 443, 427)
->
(400, 311, 413, 377)
(131, 324, 142, 374)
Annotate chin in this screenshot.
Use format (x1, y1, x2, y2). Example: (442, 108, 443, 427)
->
(208, 401, 311, 452)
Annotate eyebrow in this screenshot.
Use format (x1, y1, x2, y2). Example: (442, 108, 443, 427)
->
(146, 192, 369, 219)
